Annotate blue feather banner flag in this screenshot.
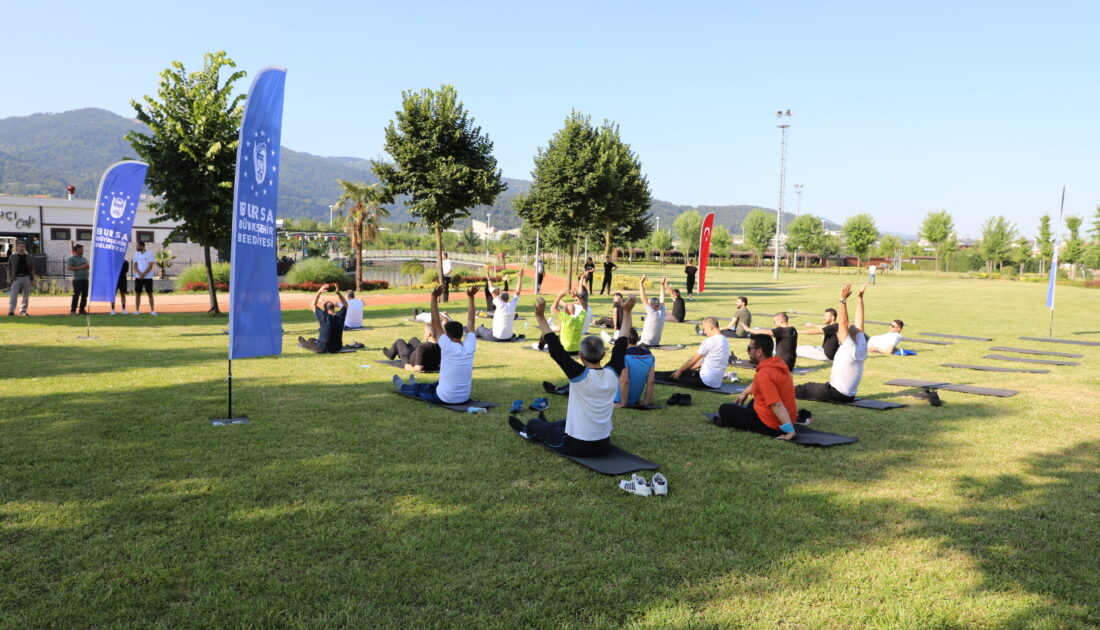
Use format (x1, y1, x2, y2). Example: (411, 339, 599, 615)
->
(89, 161, 148, 303)
(1045, 187, 1064, 310)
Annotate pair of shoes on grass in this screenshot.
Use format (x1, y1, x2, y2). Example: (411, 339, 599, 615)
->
(911, 387, 943, 406)
(619, 473, 668, 497)
(666, 393, 692, 406)
(529, 397, 549, 411)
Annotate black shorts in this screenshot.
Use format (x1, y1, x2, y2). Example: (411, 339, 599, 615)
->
(135, 278, 154, 294)
(116, 280, 128, 295)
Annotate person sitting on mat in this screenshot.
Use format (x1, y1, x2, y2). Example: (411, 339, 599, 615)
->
(537, 287, 588, 355)
(615, 326, 656, 407)
(396, 284, 479, 403)
(593, 293, 624, 330)
(638, 274, 668, 348)
(656, 316, 729, 389)
(298, 284, 349, 353)
(739, 312, 798, 371)
(344, 290, 365, 330)
(667, 287, 687, 323)
(509, 294, 636, 456)
(867, 319, 905, 354)
(795, 284, 869, 403)
(476, 269, 524, 341)
(713, 334, 800, 440)
(720, 296, 752, 338)
(796, 308, 840, 361)
(411, 308, 451, 325)
(383, 323, 442, 372)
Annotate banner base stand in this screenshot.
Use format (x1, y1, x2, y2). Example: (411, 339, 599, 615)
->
(77, 336, 98, 340)
(210, 416, 250, 426)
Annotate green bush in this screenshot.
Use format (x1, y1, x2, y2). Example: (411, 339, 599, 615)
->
(286, 257, 348, 285)
(176, 262, 231, 291)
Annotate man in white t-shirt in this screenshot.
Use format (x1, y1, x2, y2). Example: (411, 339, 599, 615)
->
(476, 269, 525, 341)
(132, 240, 157, 315)
(867, 319, 904, 354)
(796, 284, 869, 403)
(656, 316, 729, 389)
(638, 274, 668, 348)
(343, 290, 365, 329)
(395, 283, 479, 404)
(441, 252, 454, 301)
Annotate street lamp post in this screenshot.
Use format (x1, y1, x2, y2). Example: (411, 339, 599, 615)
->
(793, 183, 803, 270)
(329, 203, 337, 228)
(772, 110, 792, 280)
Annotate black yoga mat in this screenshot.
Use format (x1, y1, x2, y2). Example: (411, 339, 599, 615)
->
(394, 390, 499, 412)
(646, 344, 686, 351)
(703, 413, 858, 447)
(1019, 336, 1100, 347)
(483, 334, 527, 343)
(624, 404, 665, 411)
(989, 346, 1084, 358)
(902, 338, 953, 345)
(884, 378, 1018, 398)
(983, 354, 1080, 367)
(942, 363, 1050, 374)
(511, 426, 659, 475)
(844, 398, 908, 410)
(919, 332, 993, 341)
(376, 359, 438, 372)
(654, 376, 747, 395)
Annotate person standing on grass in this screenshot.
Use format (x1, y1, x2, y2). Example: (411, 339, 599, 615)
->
(599, 257, 617, 295)
(795, 284, 869, 403)
(67, 244, 89, 315)
(343, 290, 365, 329)
(132, 240, 157, 316)
(441, 252, 453, 302)
(684, 258, 698, 299)
(638, 275, 668, 348)
(535, 255, 545, 294)
(583, 257, 596, 292)
(476, 269, 525, 341)
(713, 333, 800, 440)
(656, 316, 729, 389)
(109, 259, 130, 315)
(395, 284, 479, 404)
(739, 312, 798, 371)
(298, 284, 348, 353)
(383, 323, 441, 373)
(796, 308, 840, 361)
(868, 263, 877, 285)
(7, 241, 34, 316)
(510, 294, 636, 456)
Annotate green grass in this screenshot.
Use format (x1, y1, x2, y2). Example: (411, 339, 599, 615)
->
(2, 268, 1099, 628)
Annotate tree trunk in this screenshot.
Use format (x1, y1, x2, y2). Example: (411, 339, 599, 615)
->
(604, 222, 612, 260)
(567, 237, 576, 291)
(203, 242, 220, 314)
(435, 223, 445, 289)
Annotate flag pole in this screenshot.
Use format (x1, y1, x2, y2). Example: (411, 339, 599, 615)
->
(1045, 187, 1065, 338)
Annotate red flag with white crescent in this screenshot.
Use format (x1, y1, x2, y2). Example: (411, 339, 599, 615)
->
(698, 212, 715, 292)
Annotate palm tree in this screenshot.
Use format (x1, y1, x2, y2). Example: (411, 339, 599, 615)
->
(332, 180, 389, 291)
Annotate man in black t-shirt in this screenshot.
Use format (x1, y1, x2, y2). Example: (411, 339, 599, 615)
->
(298, 283, 348, 353)
(684, 259, 697, 298)
(740, 312, 798, 370)
(6, 242, 35, 316)
(583, 257, 596, 291)
(796, 307, 839, 361)
(667, 288, 686, 323)
(383, 324, 442, 372)
(599, 258, 617, 294)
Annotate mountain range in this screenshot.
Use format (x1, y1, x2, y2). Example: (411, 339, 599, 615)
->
(0, 108, 837, 234)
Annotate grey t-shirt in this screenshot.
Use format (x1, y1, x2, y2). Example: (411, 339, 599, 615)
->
(641, 303, 666, 346)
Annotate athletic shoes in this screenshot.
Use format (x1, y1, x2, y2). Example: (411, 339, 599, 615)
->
(618, 474, 652, 497)
(392, 374, 403, 391)
(796, 409, 814, 426)
(510, 399, 523, 413)
(694, 324, 703, 336)
(382, 347, 396, 360)
(666, 393, 692, 406)
(109, 310, 116, 315)
(150, 311, 158, 316)
(651, 473, 668, 496)
(407, 373, 417, 385)
(600, 330, 612, 344)
(530, 397, 549, 411)
(121, 309, 129, 314)
(912, 388, 943, 406)
(508, 416, 526, 434)
(133, 311, 141, 315)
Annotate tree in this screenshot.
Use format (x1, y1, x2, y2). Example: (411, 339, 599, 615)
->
(978, 215, 1017, 274)
(590, 121, 652, 258)
(673, 209, 703, 254)
(841, 214, 879, 263)
(876, 234, 903, 260)
(1063, 215, 1084, 279)
(1010, 237, 1033, 275)
(819, 234, 842, 267)
(1090, 205, 1100, 243)
(918, 209, 955, 271)
(127, 51, 246, 314)
(710, 224, 732, 262)
(741, 209, 775, 267)
(372, 84, 505, 289)
(785, 214, 825, 268)
(650, 229, 672, 263)
(1037, 214, 1054, 275)
(332, 180, 388, 291)
(459, 226, 481, 251)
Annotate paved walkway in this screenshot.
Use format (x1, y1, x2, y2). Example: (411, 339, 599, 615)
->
(10, 265, 572, 316)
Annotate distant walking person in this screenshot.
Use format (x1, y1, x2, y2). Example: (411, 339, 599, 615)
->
(67, 244, 89, 315)
(109, 259, 130, 315)
(132, 241, 157, 316)
(599, 257, 617, 295)
(684, 259, 698, 299)
(7, 242, 34, 316)
(441, 252, 453, 302)
(868, 263, 877, 285)
(535, 256, 545, 294)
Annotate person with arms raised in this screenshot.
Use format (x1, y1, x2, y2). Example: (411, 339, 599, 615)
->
(395, 284, 480, 403)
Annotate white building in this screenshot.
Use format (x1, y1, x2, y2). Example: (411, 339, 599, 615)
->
(0, 195, 211, 273)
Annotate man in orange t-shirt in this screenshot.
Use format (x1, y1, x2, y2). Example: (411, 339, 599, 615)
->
(713, 334, 800, 439)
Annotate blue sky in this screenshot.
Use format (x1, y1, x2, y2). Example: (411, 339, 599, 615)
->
(2, 1, 1097, 238)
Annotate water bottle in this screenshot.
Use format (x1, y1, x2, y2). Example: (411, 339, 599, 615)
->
(466, 407, 487, 414)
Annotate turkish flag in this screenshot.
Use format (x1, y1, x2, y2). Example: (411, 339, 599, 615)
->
(698, 212, 715, 292)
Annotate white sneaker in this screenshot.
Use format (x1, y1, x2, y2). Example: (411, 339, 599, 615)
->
(121, 309, 129, 315)
(600, 330, 612, 344)
(150, 311, 158, 316)
(618, 473, 652, 497)
(109, 310, 116, 315)
(133, 311, 141, 315)
(651, 473, 668, 496)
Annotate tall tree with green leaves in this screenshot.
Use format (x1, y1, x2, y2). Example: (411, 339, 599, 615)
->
(841, 214, 879, 263)
(785, 214, 825, 268)
(741, 209, 776, 267)
(372, 84, 505, 287)
(333, 180, 388, 291)
(876, 234, 903, 260)
(1063, 215, 1084, 279)
(710, 224, 732, 261)
(1090, 205, 1100, 243)
(1037, 214, 1054, 275)
(918, 209, 955, 271)
(673, 209, 703, 254)
(127, 51, 245, 314)
(590, 121, 652, 257)
(650, 229, 672, 263)
(819, 234, 842, 267)
(978, 215, 1017, 274)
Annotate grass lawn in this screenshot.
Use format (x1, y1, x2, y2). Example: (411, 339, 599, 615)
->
(2, 267, 1099, 628)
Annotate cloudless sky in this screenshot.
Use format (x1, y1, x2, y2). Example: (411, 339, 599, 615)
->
(2, 1, 1097, 237)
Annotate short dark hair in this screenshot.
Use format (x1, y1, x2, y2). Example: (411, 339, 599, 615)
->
(614, 292, 623, 300)
(443, 320, 464, 340)
(825, 308, 838, 318)
(671, 288, 680, 297)
(893, 319, 905, 330)
(579, 335, 604, 364)
(738, 296, 749, 305)
(347, 291, 355, 299)
(775, 312, 788, 323)
(750, 333, 774, 357)
(627, 327, 640, 345)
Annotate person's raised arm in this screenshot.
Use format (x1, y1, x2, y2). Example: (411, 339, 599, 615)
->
(429, 285, 445, 340)
(609, 296, 635, 374)
(801, 323, 825, 336)
(484, 264, 496, 293)
(854, 283, 867, 332)
(659, 277, 667, 305)
(533, 296, 553, 338)
(639, 274, 649, 304)
(551, 288, 566, 316)
(836, 284, 852, 345)
(336, 289, 349, 309)
(574, 289, 588, 313)
(515, 268, 524, 297)
(465, 284, 479, 333)
(535, 297, 584, 380)
(311, 284, 328, 311)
